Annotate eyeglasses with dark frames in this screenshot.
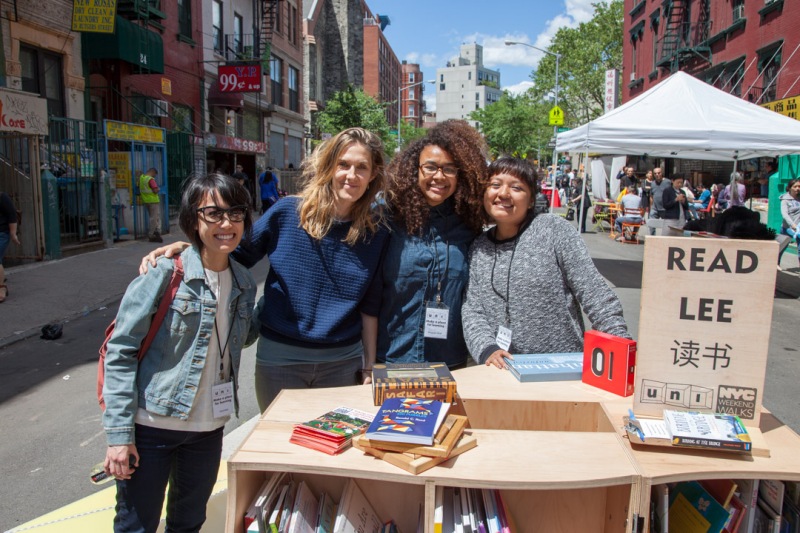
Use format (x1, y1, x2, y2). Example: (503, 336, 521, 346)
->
(196, 205, 248, 223)
(419, 163, 459, 178)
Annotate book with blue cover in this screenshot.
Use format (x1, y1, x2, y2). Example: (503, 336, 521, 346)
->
(506, 352, 583, 382)
(365, 398, 450, 445)
(668, 480, 730, 533)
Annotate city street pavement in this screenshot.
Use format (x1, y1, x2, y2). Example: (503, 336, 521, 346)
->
(1, 215, 799, 529)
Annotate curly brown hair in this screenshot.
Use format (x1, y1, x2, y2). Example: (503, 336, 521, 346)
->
(387, 120, 488, 235)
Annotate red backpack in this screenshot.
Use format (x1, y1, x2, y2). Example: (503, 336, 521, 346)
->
(97, 256, 184, 410)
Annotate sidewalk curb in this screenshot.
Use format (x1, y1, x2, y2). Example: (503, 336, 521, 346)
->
(0, 292, 126, 350)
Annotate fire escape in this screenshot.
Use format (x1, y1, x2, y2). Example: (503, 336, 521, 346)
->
(656, 0, 712, 72)
(258, 0, 280, 72)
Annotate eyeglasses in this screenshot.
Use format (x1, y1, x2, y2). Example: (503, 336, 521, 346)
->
(197, 205, 248, 223)
(419, 163, 458, 179)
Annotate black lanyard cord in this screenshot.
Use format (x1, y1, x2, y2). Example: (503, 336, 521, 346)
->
(490, 233, 518, 326)
(427, 226, 450, 305)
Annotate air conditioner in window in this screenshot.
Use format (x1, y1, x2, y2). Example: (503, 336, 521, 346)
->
(630, 72, 636, 81)
(146, 99, 169, 117)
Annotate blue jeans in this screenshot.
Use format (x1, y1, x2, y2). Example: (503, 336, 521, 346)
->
(254, 336, 361, 411)
(0, 231, 9, 265)
(113, 424, 223, 533)
(780, 227, 800, 265)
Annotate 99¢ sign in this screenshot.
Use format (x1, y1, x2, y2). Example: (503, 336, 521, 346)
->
(218, 65, 262, 92)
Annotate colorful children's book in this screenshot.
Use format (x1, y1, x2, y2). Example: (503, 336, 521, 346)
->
(371, 362, 457, 406)
(505, 352, 583, 382)
(365, 398, 450, 445)
(668, 480, 730, 533)
(355, 414, 467, 458)
(315, 493, 337, 533)
(290, 406, 375, 455)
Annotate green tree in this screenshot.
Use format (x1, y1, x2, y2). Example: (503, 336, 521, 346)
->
(470, 91, 551, 161)
(529, 0, 623, 125)
(393, 119, 428, 153)
(316, 84, 393, 151)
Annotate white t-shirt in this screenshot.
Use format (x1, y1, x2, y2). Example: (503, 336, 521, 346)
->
(621, 193, 642, 210)
(136, 267, 234, 432)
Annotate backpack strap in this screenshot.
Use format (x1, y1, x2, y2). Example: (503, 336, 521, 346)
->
(136, 255, 184, 360)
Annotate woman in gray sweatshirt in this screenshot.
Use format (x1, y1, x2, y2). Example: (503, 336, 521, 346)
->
(462, 157, 631, 368)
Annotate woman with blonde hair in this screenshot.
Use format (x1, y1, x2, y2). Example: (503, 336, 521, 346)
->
(142, 128, 389, 410)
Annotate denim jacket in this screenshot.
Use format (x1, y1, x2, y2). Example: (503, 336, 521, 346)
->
(376, 200, 475, 367)
(103, 246, 256, 446)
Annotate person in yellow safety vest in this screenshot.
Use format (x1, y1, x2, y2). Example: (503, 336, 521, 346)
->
(139, 168, 162, 243)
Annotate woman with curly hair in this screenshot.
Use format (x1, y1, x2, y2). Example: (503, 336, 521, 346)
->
(369, 120, 488, 373)
(141, 128, 389, 410)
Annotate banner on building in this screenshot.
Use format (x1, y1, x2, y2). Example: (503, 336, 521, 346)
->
(71, 0, 117, 33)
(633, 237, 777, 427)
(105, 120, 165, 144)
(0, 89, 48, 135)
(604, 69, 619, 114)
(218, 65, 262, 93)
(761, 96, 798, 121)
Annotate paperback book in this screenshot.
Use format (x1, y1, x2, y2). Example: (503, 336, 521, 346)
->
(365, 398, 450, 445)
(505, 352, 583, 382)
(664, 410, 752, 453)
(332, 479, 382, 533)
(290, 406, 375, 455)
(371, 362, 457, 406)
(668, 480, 731, 533)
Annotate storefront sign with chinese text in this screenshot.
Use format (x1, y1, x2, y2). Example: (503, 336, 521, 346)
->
(105, 120, 165, 144)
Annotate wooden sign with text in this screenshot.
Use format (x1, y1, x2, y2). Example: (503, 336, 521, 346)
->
(633, 237, 778, 427)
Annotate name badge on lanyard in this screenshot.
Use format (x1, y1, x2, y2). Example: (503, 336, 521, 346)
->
(212, 381, 234, 418)
(496, 325, 512, 352)
(424, 302, 449, 339)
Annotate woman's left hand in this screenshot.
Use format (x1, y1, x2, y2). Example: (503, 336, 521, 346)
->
(485, 350, 513, 369)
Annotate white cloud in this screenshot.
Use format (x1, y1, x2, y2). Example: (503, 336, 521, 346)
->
(424, 91, 436, 113)
(404, 52, 440, 69)
(504, 81, 534, 96)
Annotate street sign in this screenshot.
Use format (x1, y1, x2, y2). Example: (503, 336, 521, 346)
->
(549, 105, 564, 126)
(557, 126, 570, 133)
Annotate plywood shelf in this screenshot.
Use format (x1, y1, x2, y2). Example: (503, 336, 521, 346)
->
(225, 365, 800, 533)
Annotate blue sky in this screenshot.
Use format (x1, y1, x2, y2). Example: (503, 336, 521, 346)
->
(366, 0, 599, 111)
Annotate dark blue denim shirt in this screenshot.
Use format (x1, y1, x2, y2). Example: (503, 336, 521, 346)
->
(376, 199, 475, 367)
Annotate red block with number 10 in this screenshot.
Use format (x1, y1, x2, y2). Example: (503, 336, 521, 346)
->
(582, 330, 636, 397)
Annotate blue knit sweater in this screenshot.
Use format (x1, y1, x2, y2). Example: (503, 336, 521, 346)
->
(233, 197, 389, 348)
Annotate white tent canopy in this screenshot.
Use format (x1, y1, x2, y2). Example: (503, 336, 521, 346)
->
(556, 71, 800, 161)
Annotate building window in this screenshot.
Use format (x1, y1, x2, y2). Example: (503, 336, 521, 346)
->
(288, 66, 299, 112)
(409, 89, 415, 99)
(756, 46, 781, 103)
(270, 57, 283, 106)
(732, 0, 745, 21)
(651, 21, 659, 70)
(289, 4, 297, 44)
(172, 104, 193, 132)
(19, 44, 65, 117)
(274, 1, 282, 33)
(476, 92, 479, 100)
(409, 72, 415, 82)
(234, 13, 243, 55)
(212, 0, 223, 53)
(725, 61, 744, 97)
(631, 38, 639, 79)
(440, 74, 443, 82)
(409, 104, 415, 117)
(440, 83, 445, 91)
(177, 0, 191, 39)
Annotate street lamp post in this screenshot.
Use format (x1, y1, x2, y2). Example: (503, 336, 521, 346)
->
(505, 41, 561, 213)
(398, 80, 434, 150)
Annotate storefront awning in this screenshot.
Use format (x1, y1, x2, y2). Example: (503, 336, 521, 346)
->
(82, 16, 164, 73)
(208, 80, 244, 112)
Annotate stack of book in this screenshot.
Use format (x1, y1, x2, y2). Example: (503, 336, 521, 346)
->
(432, 486, 516, 533)
(371, 362, 457, 406)
(353, 398, 476, 475)
(244, 474, 392, 533)
(652, 478, 800, 533)
(289, 406, 375, 455)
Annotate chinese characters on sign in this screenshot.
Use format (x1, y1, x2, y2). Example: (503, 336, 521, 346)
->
(105, 120, 165, 144)
(604, 69, 619, 114)
(218, 65, 262, 93)
(634, 238, 777, 426)
(762, 96, 798, 121)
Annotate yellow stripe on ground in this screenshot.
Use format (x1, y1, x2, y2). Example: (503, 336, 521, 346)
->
(7, 462, 228, 533)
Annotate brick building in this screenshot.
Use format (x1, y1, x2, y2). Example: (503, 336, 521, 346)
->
(623, 0, 799, 110)
(400, 61, 426, 129)
(362, 6, 401, 126)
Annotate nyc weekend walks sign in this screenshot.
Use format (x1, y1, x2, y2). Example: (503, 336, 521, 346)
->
(634, 236, 777, 427)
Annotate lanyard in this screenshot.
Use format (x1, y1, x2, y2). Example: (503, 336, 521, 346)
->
(490, 232, 519, 326)
(208, 269, 240, 382)
(426, 226, 450, 305)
